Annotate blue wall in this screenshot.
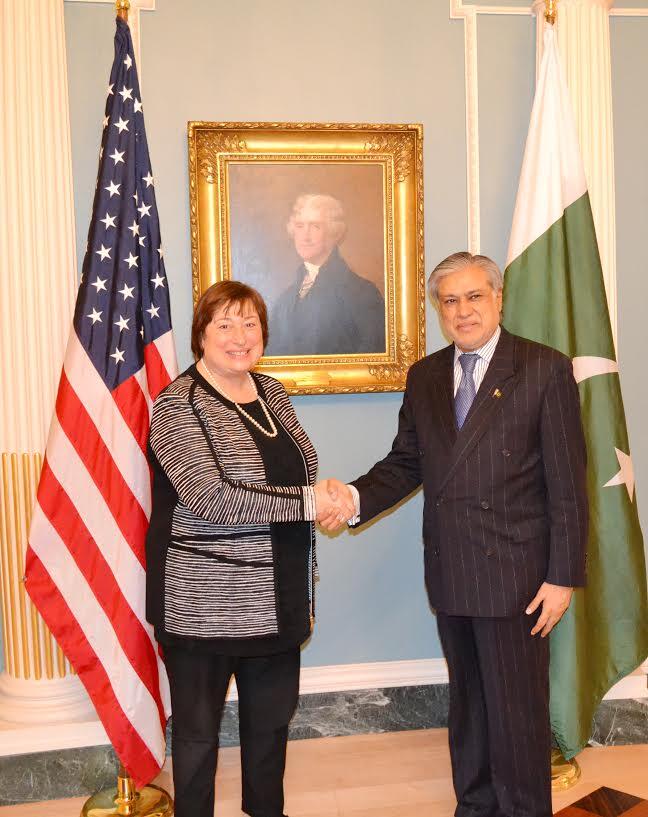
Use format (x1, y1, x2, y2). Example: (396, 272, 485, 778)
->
(3, 1, 642, 674)
(611, 15, 648, 557)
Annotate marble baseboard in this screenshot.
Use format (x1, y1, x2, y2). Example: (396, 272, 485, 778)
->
(1, 688, 646, 806)
(0, 745, 119, 806)
(214, 683, 450, 748)
(590, 698, 648, 748)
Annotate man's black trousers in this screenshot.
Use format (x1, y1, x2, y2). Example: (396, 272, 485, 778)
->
(165, 646, 300, 817)
(437, 611, 552, 817)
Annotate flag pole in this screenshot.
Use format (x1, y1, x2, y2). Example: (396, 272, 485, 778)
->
(116, 0, 129, 22)
(538, 0, 580, 792)
(80, 760, 173, 817)
(79, 3, 173, 809)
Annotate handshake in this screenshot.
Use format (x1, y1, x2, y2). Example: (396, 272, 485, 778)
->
(313, 478, 357, 532)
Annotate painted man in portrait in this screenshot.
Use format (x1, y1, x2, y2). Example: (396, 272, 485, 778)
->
(265, 194, 386, 356)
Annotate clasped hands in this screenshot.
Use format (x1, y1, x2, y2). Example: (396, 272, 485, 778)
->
(314, 478, 355, 531)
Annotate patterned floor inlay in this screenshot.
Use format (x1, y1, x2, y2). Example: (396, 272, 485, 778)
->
(556, 786, 648, 817)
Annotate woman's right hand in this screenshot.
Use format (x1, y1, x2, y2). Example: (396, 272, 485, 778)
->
(314, 479, 356, 531)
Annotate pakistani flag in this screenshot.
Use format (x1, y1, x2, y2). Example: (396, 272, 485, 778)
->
(503, 26, 648, 759)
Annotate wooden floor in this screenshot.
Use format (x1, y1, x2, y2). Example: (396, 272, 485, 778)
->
(2, 730, 648, 816)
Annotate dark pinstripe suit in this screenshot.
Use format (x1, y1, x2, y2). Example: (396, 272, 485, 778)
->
(351, 327, 588, 817)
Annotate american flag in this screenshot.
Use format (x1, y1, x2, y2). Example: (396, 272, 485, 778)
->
(26, 18, 176, 787)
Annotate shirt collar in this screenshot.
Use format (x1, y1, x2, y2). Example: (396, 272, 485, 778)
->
(453, 324, 501, 366)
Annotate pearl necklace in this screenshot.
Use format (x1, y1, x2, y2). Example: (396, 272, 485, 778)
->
(199, 359, 278, 438)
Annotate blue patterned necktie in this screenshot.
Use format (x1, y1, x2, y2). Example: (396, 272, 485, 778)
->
(455, 353, 479, 429)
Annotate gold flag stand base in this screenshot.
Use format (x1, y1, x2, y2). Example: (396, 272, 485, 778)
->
(81, 766, 173, 817)
(551, 748, 581, 791)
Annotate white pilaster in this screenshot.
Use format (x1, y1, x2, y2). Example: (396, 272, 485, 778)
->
(0, 0, 94, 723)
(533, 0, 618, 344)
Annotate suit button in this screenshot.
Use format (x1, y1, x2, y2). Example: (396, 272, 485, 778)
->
(419, 448, 424, 456)
(436, 495, 445, 507)
(502, 449, 511, 457)
(433, 548, 440, 557)
(480, 500, 490, 510)
(485, 547, 494, 557)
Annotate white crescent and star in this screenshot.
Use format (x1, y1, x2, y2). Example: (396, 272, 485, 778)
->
(572, 356, 618, 384)
(572, 355, 634, 502)
(603, 448, 635, 502)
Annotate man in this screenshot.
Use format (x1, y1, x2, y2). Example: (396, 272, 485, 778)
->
(324, 252, 588, 817)
(265, 193, 386, 356)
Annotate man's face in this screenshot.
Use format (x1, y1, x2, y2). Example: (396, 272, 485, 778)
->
(292, 205, 338, 266)
(436, 265, 502, 351)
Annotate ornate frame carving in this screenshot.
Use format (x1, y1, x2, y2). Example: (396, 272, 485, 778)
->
(187, 122, 425, 395)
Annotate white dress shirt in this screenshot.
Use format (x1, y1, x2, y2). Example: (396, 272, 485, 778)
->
(453, 324, 501, 395)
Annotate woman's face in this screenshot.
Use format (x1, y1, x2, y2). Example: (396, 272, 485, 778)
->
(201, 301, 264, 379)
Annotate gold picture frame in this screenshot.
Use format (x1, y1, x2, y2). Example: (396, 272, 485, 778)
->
(188, 121, 425, 395)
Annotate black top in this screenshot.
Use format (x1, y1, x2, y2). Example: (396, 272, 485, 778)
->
(157, 371, 312, 656)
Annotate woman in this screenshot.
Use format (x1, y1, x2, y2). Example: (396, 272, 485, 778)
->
(145, 281, 348, 817)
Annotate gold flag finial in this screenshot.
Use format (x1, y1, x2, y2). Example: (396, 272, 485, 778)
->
(545, 0, 557, 25)
(116, 0, 130, 22)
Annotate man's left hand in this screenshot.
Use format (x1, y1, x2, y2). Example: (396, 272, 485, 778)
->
(526, 582, 573, 637)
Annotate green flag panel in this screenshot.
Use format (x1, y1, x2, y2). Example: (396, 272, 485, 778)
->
(504, 192, 648, 759)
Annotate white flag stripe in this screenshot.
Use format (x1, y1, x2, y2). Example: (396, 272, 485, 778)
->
(156, 650, 172, 713)
(133, 366, 153, 419)
(506, 28, 587, 267)
(46, 418, 170, 713)
(63, 332, 151, 513)
(29, 507, 166, 765)
(46, 416, 151, 621)
(154, 330, 179, 383)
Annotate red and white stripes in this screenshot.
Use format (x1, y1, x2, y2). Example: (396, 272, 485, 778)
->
(26, 329, 176, 787)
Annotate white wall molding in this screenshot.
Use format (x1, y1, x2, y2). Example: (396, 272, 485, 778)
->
(296, 658, 449, 696)
(449, 1, 481, 253)
(64, 0, 156, 78)
(449, 0, 648, 342)
(449, 1, 536, 255)
(0, 719, 110, 758)
(2, 657, 645, 757)
(0, 673, 95, 726)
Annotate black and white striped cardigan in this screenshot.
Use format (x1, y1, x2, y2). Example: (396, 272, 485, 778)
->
(146, 368, 318, 640)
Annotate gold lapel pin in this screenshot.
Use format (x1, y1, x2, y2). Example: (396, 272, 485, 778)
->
(493, 388, 502, 399)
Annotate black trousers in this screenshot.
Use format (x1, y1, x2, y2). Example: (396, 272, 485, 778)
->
(437, 612, 551, 817)
(164, 646, 300, 817)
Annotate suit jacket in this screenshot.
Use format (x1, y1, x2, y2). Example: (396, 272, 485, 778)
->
(265, 247, 386, 356)
(351, 328, 588, 618)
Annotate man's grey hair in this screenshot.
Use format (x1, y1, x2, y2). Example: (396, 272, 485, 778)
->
(428, 252, 503, 301)
(286, 193, 347, 244)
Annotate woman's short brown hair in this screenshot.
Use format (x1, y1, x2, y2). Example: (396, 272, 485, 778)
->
(191, 281, 269, 360)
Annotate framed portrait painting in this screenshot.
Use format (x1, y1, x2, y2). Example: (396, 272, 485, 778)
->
(188, 121, 425, 394)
